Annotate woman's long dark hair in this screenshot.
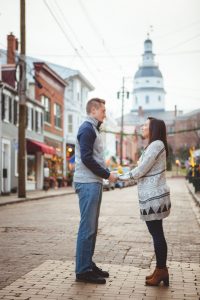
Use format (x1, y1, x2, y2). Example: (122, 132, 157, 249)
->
(148, 117, 168, 157)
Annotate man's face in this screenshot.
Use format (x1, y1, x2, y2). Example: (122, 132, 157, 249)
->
(91, 103, 106, 122)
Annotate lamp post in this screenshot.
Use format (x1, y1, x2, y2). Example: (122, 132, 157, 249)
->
(117, 77, 129, 165)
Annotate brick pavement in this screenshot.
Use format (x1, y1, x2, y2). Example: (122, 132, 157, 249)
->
(0, 178, 199, 299)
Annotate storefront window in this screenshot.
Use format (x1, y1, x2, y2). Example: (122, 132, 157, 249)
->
(27, 155, 36, 181)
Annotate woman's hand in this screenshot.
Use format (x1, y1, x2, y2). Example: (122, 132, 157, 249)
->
(118, 173, 131, 181)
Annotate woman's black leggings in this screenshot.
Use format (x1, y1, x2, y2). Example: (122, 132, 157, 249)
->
(146, 219, 167, 268)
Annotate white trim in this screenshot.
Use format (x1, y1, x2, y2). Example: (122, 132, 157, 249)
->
(15, 149, 18, 177)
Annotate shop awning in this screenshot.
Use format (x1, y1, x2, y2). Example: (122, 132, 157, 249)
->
(27, 140, 56, 155)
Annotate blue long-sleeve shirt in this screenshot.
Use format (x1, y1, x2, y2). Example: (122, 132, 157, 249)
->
(74, 116, 110, 183)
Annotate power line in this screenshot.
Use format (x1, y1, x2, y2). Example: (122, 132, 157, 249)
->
(26, 48, 200, 59)
(164, 33, 200, 52)
(43, 0, 115, 96)
(53, 0, 101, 73)
(167, 86, 200, 92)
(43, 0, 97, 80)
(154, 19, 200, 42)
(78, 0, 123, 72)
(102, 126, 200, 137)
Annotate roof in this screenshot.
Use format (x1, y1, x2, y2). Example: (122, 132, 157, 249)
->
(49, 62, 94, 90)
(0, 49, 94, 91)
(176, 108, 200, 120)
(34, 62, 67, 87)
(134, 66, 163, 79)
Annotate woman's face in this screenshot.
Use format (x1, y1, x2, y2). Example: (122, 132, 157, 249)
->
(141, 119, 150, 139)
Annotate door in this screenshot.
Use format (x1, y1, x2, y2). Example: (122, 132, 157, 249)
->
(1, 139, 11, 193)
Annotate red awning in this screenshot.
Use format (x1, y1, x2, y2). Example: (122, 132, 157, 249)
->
(27, 140, 56, 155)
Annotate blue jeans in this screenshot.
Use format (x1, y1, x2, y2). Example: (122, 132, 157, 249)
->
(146, 220, 167, 268)
(74, 182, 103, 274)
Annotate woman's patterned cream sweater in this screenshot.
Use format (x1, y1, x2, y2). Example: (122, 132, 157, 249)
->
(119, 140, 171, 221)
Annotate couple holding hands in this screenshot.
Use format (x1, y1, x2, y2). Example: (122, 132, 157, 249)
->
(73, 98, 171, 286)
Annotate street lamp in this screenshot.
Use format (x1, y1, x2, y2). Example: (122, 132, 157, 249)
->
(117, 77, 129, 165)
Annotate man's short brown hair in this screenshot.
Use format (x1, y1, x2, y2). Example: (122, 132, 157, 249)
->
(86, 98, 105, 114)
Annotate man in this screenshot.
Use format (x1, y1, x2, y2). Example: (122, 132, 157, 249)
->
(74, 98, 116, 284)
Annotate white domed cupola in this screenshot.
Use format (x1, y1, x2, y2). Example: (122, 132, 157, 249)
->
(132, 36, 166, 112)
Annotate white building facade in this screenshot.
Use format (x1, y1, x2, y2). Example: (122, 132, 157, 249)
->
(63, 72, 94, 176)
(133, 37, 165, 112)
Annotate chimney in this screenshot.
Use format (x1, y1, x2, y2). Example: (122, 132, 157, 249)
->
(7, 33, 18, 64)
(138, 106, 144, 117)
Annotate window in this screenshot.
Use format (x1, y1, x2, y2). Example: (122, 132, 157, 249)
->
(27, 155, 36, 181)
(35, 110, 42, 133)
(27, 106, 37, 131)
(27, 106, 32, 131)
(145, 95, 149, 104)
(41, 95, 51, 123)
(2, 94, 9, 122)
(68, 114, 73, 133)
(54, 103, 61, 128)
(158, 96, 161, 102)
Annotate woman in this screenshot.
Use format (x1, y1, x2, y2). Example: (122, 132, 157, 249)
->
(118, 117, 171, 286)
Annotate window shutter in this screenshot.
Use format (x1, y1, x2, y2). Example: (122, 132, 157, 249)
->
(41, 113, 43, 131)
(9, 97, 12, 122)
(14, 100, 17, 125)
(1, 93, 5, 120)
(32, 108, 34, 130)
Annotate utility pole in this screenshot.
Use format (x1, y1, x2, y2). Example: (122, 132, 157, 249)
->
(0, 83, 3, 195)
(18, 0, 26, 197)
(117, 77, 129, 165)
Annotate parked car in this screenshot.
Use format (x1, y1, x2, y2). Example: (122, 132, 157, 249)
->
(103, 178, 115, 191)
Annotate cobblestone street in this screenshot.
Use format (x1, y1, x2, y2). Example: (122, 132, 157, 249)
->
(0, 178, 199, 299)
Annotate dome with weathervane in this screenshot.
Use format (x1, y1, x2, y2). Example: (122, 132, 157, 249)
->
(132, 37, 165, 112)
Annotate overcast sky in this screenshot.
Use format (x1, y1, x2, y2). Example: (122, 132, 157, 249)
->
(0, 0, 200, 117)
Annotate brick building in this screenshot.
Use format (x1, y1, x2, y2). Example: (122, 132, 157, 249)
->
(168, 109, 200, 156)
(33, 62, 67, 182)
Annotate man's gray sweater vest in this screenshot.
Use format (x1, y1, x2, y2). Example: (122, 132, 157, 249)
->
(74, 116, 110, 184)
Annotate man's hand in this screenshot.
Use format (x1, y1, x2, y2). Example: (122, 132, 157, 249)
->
(118, 173, 131, 181)
(108, 173, 117, 183)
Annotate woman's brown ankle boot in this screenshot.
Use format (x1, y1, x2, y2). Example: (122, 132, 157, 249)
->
(145, 268, 157, 280)
(145, 267, 169, 286)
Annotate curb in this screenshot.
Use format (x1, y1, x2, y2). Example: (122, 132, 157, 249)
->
(186, 181, 200, 227)
(0, 191, 75, 207)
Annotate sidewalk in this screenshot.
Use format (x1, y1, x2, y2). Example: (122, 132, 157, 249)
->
(0, 178, 199, 299)
(0, 186, 75, 206)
